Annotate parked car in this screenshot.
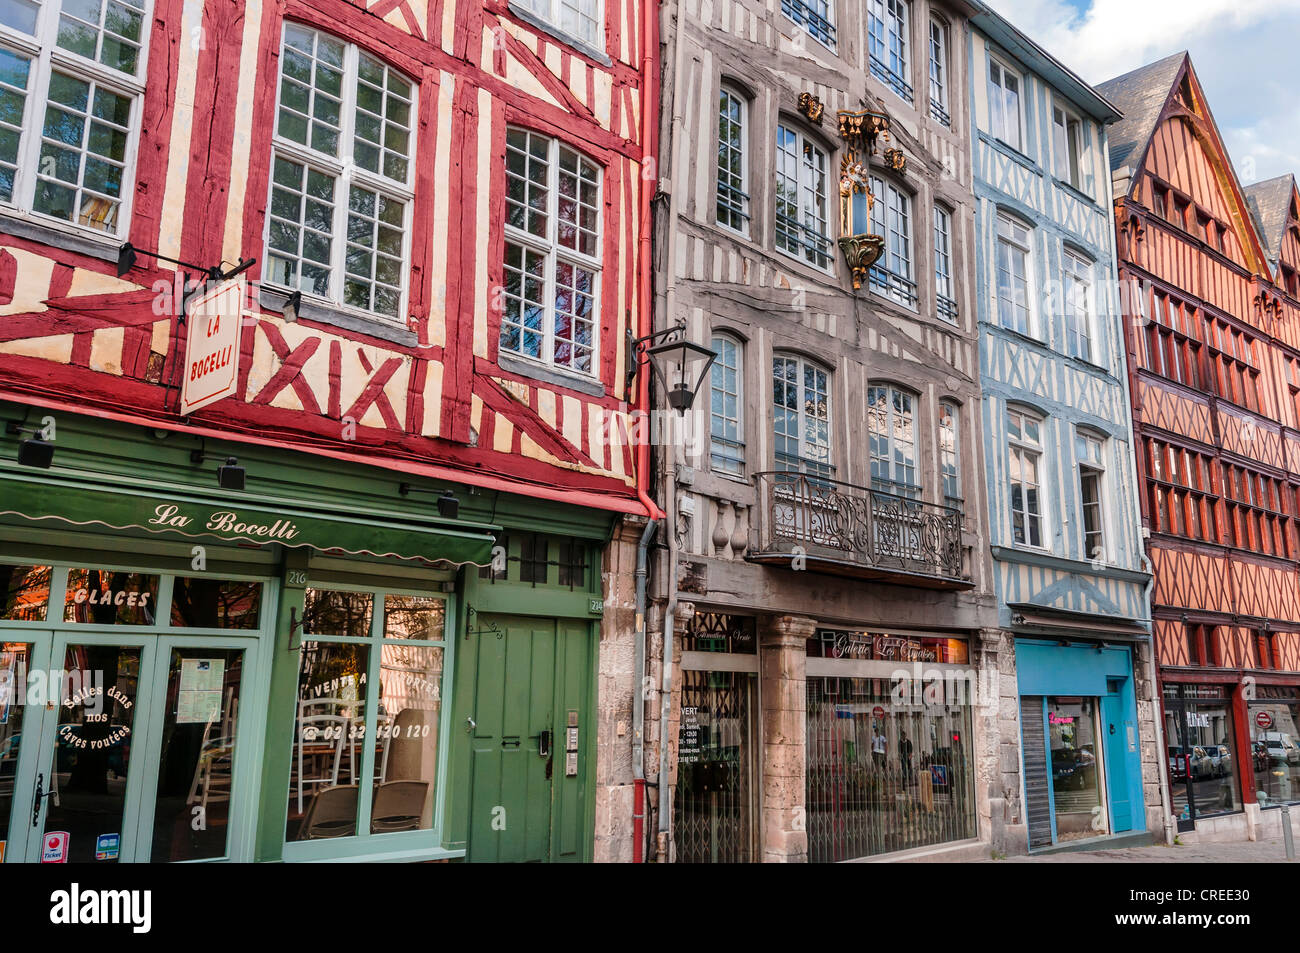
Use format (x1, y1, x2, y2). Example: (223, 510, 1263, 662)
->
(1206, 744, 1232, 778)
(1260, 732, 1300, 765)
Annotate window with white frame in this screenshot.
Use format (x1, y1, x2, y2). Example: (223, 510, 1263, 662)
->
(933, 205, 956, 322)
(867, 383, 919, 496)
(716, 85, 748, 232)
(868, 174, 915, 307)
(773, 354, 832, 477)
(0, 0, 150, 236)
(868, 0, 911, 102)
(780, 0, 835, 48)
(266, 25, 415, 322)
(515, 0, 603, 51)
(501, 128, 602, 374)
(928, 18, 949, 125)
(996, 214, 1032, 335)
(1007, 407, 1045, 547)
(986, 56, 1021, 151)
(1077, 430, 1106, 561)
(1052, 102, 1084, 192)
(1063, 250, 1094, 362)
(939, 400, 961, 502)
(710, 334, 744, 475)
(775, 124, 831, 269)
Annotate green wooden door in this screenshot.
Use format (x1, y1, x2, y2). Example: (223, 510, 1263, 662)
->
(465, 615, 590, 863)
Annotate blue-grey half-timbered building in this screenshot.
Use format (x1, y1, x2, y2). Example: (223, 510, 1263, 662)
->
(967, 4, 1167, 853)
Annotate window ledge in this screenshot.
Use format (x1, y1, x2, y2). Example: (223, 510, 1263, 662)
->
(496, 351, 607, 398)
(506, 3, 612, 65)
(1051, 176, 1100, 209)
(0, 208, 120, 263)
(259, 286, 418, 347)
(978, 132, 1039, 175)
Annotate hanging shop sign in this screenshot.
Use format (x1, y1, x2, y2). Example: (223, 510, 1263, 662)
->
(180, 279, 244, 416)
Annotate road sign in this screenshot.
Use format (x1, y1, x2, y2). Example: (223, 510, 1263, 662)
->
(180, 279, 245, 415)
(1256, 710, 1274, 730)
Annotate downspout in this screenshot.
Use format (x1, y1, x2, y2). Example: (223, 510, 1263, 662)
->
(632, 517, 657, 863)
(655, 0, 690, 864)
(632, 0, 664, 863)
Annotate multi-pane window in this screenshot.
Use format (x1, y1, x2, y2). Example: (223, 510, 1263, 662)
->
(775, 124, 831, 269)
(1007, 408, 1044, 547)
(515, 0, 603, 50)
(1138, 290, 1202, 388)
(1052, 103, 1084, 192)
(267, 26, 415, 321)
(939, 400, 960, 503)
(717, 86, 748, 232)
(1076, 431, 1105, 561)
(868, 175, 915, 306)
(867, 383, 918, 496)
(996, 214, 1032, 335)
(1146, 438, 1219, 543)
(1184, 623, 1219, 667)
(928, 19, 949, 126)
(1222, 462, 1294, 559)
(1063, 251, 1094, 362)
(1206, 317, 1261, 412)
(933, 205, 956, 322)
(501, 128, 602, 374)
(868, 0, 911, 102)
(780, 0, 835, 47)
(709, 334, 744, 476)
(716, 86, 748, 232)
(0, 0, 149, 234)
(986, 57, 1021, 151)
(773, 354, 832, 477)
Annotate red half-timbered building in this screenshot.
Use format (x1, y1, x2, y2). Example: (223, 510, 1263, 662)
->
(1100, 53, 1300, 839)
(0, 0, 658, 864)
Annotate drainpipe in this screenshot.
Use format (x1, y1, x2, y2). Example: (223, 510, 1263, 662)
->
(653, 0, 690, 865)
(631, 0, 663, 864)
(632, 516, 657, 863)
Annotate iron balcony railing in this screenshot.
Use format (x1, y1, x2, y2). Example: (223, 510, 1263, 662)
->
(781, 0, 836, 45)
(752, 472, 965, 581)
(869, 56, 913, 103)
(937, 293, 958, 323)
(776, 212, 833, 270)
(929, 97, 951, 127)
(869, 265, 918, 308)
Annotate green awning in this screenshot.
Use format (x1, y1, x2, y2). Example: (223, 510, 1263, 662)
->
(0, 470, 497, 566)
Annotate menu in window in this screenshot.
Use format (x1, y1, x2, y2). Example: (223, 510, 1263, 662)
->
(177, 659, 224, 724)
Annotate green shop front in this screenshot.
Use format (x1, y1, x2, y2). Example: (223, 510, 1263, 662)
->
(0, 406, 609, 863)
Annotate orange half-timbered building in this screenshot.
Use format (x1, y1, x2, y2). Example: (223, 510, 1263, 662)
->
(0, 0, 659, 864)
(1101, 53, 1300, 839)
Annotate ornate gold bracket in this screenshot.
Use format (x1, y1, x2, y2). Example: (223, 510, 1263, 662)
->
(835, 109, 896, 287)
(797, 92, 824, 124)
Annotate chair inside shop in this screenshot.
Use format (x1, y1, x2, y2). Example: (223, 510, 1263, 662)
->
(370, 780, 429, 833)
(299, 784, 359, 839)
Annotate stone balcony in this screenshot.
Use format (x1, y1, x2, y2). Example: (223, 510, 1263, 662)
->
(748, 471, 972, 589)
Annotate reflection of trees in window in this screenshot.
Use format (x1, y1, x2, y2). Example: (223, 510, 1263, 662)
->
(0, 563, 51, 621)
(64, 569, 158, 625)
(171, 578, 262, 628)
(301, 588, 373, 637)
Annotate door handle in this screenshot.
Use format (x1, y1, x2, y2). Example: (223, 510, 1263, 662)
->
(32, 772, 57, 828)
(539, 729, 552, 759)
(465, 715, 476, 734)
(502, 737, 521, 749)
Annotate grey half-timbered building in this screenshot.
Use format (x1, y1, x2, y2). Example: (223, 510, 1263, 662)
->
(648, 0, 1001, 863)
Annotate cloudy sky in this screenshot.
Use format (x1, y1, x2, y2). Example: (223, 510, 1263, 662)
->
(985, 0, 1300, 186)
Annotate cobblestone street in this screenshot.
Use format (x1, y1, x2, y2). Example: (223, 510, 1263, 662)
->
(999, 838, 1298, 863)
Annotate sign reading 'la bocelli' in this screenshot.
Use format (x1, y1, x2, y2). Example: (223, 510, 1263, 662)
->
(180, 279, 244, 416)
(148, 503, 300, 541)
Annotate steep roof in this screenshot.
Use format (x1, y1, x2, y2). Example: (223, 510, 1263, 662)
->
(1243, 174, 1296, 264)
(1095, 52, 1186, 173)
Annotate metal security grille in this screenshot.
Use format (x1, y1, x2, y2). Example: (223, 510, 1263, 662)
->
(674, 670, 754, 863)
(806, 676, 975, 861)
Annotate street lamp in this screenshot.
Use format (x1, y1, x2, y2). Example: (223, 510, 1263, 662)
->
(627, 321, 717, 413)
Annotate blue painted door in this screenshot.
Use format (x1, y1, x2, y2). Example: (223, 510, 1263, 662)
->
(1101, 687, 1134, 832)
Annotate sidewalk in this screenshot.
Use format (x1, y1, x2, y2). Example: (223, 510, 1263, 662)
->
(998, 837, 1297, 862)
